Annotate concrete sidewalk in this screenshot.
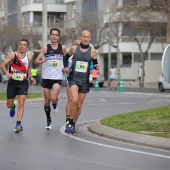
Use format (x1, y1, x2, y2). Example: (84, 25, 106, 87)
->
(104, 81, 158, 89)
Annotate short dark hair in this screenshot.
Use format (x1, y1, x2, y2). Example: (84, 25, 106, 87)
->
(50, 28, 60, 36)
(19, 39, 29, 47)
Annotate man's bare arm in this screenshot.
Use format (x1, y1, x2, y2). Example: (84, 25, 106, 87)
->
(91, 48, 99, 70)
(34, 46, 47, 65)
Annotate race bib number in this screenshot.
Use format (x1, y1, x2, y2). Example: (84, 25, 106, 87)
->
(12, 73, 24, 81)
(75, 61, 88, 73)
(49, 60, 60, 69)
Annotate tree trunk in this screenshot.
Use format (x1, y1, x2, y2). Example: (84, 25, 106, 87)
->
(117, 46, 121, 81)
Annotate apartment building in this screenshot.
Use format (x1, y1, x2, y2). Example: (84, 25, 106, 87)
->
(0, 0, 66, 49)
(64, 0, 168, 83)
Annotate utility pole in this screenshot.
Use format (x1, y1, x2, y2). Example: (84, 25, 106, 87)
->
(41, 0, 47, 97)
(108, 10, 111, 86)
(42, 0, 47, 47)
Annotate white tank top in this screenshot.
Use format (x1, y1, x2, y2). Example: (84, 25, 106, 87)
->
(42, 44, 63, 80)
(109, 68, 117, 79)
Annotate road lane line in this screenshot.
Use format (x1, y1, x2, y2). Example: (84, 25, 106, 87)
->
(60, 121, 170, 159)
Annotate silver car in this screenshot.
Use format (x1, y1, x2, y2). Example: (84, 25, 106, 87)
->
(158, 74, 170, 92)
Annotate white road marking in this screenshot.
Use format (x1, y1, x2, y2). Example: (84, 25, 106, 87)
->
(116, 103, 136, 105)
(60, 120, 170, 159)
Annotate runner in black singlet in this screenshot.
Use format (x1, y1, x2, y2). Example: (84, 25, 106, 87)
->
(63, 30, 99, 135)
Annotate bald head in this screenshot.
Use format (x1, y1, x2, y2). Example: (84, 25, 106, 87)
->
(81, 30, 91, 37)
(80, 30, 91, 46)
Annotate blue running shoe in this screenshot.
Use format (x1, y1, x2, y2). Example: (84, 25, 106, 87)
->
(10, 102, 17, 117)
(14, 124, 23, 133)
(70, 124, 77, 135)
(65, 124, 72, 134)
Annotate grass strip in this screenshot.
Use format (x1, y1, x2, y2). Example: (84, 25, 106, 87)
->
(0, 92, 42, 100)
(100, 105, 170, 138)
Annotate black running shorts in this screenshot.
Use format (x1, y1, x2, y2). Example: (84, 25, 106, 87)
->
(69, 80, 89, 93)
(41, 79, 62, 89)
(7, 79, 29, 99)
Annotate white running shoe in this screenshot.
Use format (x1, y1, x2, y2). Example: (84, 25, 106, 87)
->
(52, 103, 58, 114)
(45, 119, 53, 130)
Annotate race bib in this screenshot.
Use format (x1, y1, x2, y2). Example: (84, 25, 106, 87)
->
(49, 60, 60, 69)
(12, 73, 24, 81)
(75, 61, 88, 73)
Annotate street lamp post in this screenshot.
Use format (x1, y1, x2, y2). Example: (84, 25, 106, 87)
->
(108, 40, 111, 86)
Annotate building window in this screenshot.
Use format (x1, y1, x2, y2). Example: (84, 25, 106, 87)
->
(150, 0, 167, 8)
(82, 0, 98, 19)
(22, 0, 30, 4)
(48, 15, 56, 26)
(34, 12, 42, 26)
(150, 53, 162, 60)
(134, 53, 149, 62)
(123, 0, 137, 6)
(122, 54, 132, 66)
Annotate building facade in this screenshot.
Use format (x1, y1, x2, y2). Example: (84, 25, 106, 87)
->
(0, 0, 168, 83)
(64, 0, 168, 83)
(0, 0, 66, 49)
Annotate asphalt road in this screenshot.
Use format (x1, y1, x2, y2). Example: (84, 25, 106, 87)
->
(0, 83, 170, 170)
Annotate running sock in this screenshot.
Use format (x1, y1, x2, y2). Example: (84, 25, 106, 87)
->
(66, 115, 70, 122)
(44, 105, 51, 119)
(69, 119, 73, 124)
(72, 122, 75, 126)
(52, 102, 57, 109)
(16, 121, 21, 125)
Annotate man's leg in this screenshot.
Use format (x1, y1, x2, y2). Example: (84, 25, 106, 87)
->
(43, 88, 53, 129)
(73, 92, 86, 123)
(14, 95, 26, 133)
(7, 98, 15, 109)
(66, 84, 72, 125)
(17, 95, 26, 121)
(7, 81, 16, 117)
(113, 79, 117, 90)
(51, 83, 60, 113)
(65, 85, 78, 134)
(110, 80, 113, 89)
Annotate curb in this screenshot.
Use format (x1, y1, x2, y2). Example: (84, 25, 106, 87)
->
(0, 96, 63, 105)
(0, 98, 44, 105)
(88, 121, 170, 150)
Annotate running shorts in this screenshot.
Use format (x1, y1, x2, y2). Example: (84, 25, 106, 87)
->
(41, 79, 62, 89)
(7, 79, 29, 99)
(69, 80, 89, 93)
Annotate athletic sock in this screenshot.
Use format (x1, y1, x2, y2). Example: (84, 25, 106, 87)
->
(44, 105, 51, 119)
(16, 121, 21, 125)
(66, 115, 70, 122)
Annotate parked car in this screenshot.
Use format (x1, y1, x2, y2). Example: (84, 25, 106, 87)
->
(89, 71, 105, 87)
(2, 75, 8, 83)
(158, 74, 170, 92)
